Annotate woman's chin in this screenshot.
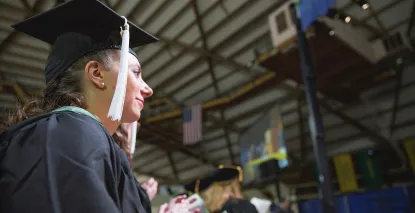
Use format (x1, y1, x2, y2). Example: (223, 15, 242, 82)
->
(121, 110, 141, 123)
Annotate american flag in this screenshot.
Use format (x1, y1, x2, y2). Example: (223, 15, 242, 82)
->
(182, 104, 203, 145)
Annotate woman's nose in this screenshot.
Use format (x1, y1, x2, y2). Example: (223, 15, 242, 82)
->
(141, 83, 153, 98)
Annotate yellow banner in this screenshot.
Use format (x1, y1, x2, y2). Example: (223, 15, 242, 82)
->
(333, 154, 358, 192)
(246, 151, 287, 166)
(403, 139, 415, 174)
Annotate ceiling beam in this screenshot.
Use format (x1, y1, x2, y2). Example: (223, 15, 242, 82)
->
(144, 134, 228, 172)
(112, 0, 123, 11)
(153, 0, 405, 107)
(361, 0, 406, 23)
(319, 100, 396, 150)
(167, 152, 180, 181)
(407, 0, 415, 37)
(140, 125, 218, 167)
(281, 78, 415, 149)
(371, 18, 411, 41)
(344, 14, 382, 36)
(283, 79, 415, 133)
(206, 84, 301, 132)
(177, 31, 269, 102)
(134, 151, 166, 169)
(192, 0, 237, 165)
(389, 67, 404, 136)
(366, 0, 388, 35)
(135, 1, 250, 76)
(180, 68, 235, 103)
(136, 132, 226, 162)
(110, 1, 251, 89)
(19, 0, 31, 11)
(135, 169, 175, 183)
(0, 62, 45, 82)
(205, 113, 242, 133)
(146, 104, 415, 179)
(0, 0, 46, 56)
(0, 31, 19, 57)
(151, 1, 193, 40)
(125, 0, 153, 23)
(152, 0, 287, 95)
(144, 71, 279, 124)
(158, 37, 252, 73)
(287, 99, 415, 148)
(144, 0, 261, 85)
(171, 81, 415, 174)
(339, 0, 404, 39)
(138, 0, 225, 68)
(136, 0, 412, 181)
(143, 1, 173, 27)
(158, 152, 241, 185)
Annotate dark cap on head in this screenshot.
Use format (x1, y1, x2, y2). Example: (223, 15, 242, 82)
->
(11, 0, 158, 83)
(184, 177, 213, 194)
(209, 165, 243, 183)
(184, 165, 243, 195)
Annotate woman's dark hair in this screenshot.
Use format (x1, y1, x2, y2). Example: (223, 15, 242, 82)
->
(1, 31, 125, 131)
(1, 49, 116, 130)
(0, 49, 131, 158)
(113, 123, 134, 166)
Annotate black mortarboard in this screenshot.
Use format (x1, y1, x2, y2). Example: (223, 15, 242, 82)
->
(12, 0, 157, 84)
(184, 177, 213, 194)
(209, 165, 243, 183)
(11, 0, 158, 121)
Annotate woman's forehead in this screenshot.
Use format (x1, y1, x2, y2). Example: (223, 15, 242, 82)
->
(128, 53, 141, 67)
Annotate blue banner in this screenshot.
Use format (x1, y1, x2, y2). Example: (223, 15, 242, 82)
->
(299, 0, 335, 31)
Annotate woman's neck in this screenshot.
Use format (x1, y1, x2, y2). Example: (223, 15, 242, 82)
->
(98, 115, 120, 135)
(87, 103, 119, 135)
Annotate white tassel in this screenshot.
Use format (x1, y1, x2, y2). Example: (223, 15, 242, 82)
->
(130, 121, 137, 155)
(108, 16, 130, 121)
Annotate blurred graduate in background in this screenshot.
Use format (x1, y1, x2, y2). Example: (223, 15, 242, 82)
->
(184, 165, 260, 213)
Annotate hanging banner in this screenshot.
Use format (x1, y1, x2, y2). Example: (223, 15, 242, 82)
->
(333, 154, 358, 192)
(403, 139, 415, 174)
(239, 105, 288, 185)
(356, 150, 383, 188)
(246, 107, 288, 167)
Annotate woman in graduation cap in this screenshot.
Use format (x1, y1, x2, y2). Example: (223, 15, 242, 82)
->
(0, 0, 196, 213)
(201, 165, 259, 213)
(183, 177, 215, 213)
(184, 166, 258, 213)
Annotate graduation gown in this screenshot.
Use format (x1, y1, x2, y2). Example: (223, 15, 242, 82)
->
(0, 108, 151, 213)
(215, 198, 259, 213)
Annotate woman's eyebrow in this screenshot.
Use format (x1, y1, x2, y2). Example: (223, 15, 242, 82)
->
(129, 64, 141, 71)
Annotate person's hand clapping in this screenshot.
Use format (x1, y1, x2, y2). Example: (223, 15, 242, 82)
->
(158, 195, 200, 213)
(141, 177, 158, 201)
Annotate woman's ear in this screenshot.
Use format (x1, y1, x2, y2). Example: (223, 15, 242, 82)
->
(85, 61, 105, 89)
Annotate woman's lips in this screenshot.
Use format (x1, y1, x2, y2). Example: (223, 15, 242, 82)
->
(136, 98, 144, 107)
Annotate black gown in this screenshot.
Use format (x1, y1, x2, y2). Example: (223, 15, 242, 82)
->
(215, 198, 259, 213)
(0, 110, 151, 213)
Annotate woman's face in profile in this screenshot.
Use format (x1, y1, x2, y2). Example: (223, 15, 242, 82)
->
(105, 53, 153, 123)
